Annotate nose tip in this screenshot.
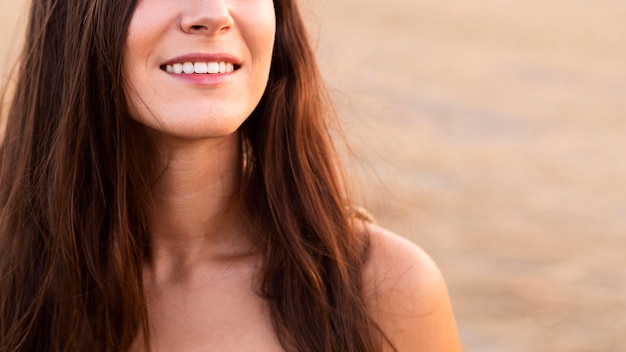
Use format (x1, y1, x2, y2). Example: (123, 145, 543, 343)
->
(187, 23, 231, 34)
(180, 1, 234, 35)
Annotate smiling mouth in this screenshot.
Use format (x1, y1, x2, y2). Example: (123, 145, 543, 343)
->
(160, 61, 240, 74)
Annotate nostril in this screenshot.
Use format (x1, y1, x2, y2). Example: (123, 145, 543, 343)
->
(190, 25, 205, 30)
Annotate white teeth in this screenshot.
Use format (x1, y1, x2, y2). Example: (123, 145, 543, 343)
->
(207, 62, 220, 74)
(165, 61, 236, 74)
(182, 62, 195, 74)
(194, 62, 208, 74)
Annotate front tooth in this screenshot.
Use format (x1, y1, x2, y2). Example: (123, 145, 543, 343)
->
(166, 64, 174, 73)
(219, 62, 226, 74)
(182, 62, 194, 74)
(207, 62, 220, 74)
(226, 63, 234, 73)
(194, 62, 208, 74)
(173, 63, 183, 74)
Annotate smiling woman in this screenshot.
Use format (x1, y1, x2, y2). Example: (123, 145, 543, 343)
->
(0, 0, 461, 351)
(123, 0, 275, 139)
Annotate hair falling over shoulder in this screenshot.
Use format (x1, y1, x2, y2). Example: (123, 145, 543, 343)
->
(0, 0, 387, 351)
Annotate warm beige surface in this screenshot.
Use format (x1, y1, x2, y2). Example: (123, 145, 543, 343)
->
(301, 1, 626, 351)
(3, 1, 626, 350)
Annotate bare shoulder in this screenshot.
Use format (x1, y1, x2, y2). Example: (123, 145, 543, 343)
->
(360, 222, 463, 351)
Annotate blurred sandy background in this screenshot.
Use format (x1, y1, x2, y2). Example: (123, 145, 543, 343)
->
(2, 0, 626, 350)
(300, 1, 626, 351)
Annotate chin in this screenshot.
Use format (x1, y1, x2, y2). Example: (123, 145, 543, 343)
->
(151, 120, 246, 142)
(130, 106, 252, 141)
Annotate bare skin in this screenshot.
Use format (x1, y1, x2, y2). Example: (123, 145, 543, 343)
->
(131, 131, 462, 351)
(362, 222, 463, 351)
(136, 133, 284, 351)
(124, 0, 461, 349)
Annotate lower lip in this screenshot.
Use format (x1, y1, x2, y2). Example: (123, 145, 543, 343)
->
(163, 70, 237, 86)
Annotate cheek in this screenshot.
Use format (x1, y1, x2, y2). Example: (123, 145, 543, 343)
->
(238, 1, 276, 61)
(123, 0, 175, 70)
(121, 19, 167, 126)
(121, 53, 161, 129)
(121, 49, 144, 122)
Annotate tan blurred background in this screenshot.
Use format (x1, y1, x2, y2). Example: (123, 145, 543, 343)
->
(2, 0, 626, 350)
(300, 0, 626, 351)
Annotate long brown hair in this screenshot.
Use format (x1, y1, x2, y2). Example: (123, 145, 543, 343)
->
(0, 0, 383, 351)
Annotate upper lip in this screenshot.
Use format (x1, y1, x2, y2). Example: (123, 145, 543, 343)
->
(161, 53, 242, 66)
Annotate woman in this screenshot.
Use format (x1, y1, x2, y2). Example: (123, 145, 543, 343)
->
(0, 0, 462, 350)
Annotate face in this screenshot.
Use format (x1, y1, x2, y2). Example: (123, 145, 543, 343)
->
(123, 0, 276, 140)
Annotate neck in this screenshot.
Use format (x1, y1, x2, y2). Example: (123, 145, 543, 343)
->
(146, 132, 253, 282)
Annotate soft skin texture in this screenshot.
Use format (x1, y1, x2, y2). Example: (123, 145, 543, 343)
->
(362, 223, 463, 351)
(123, 0, 276, 140)
(121, 0, 462, 350)
(122, 1, 281, 349)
